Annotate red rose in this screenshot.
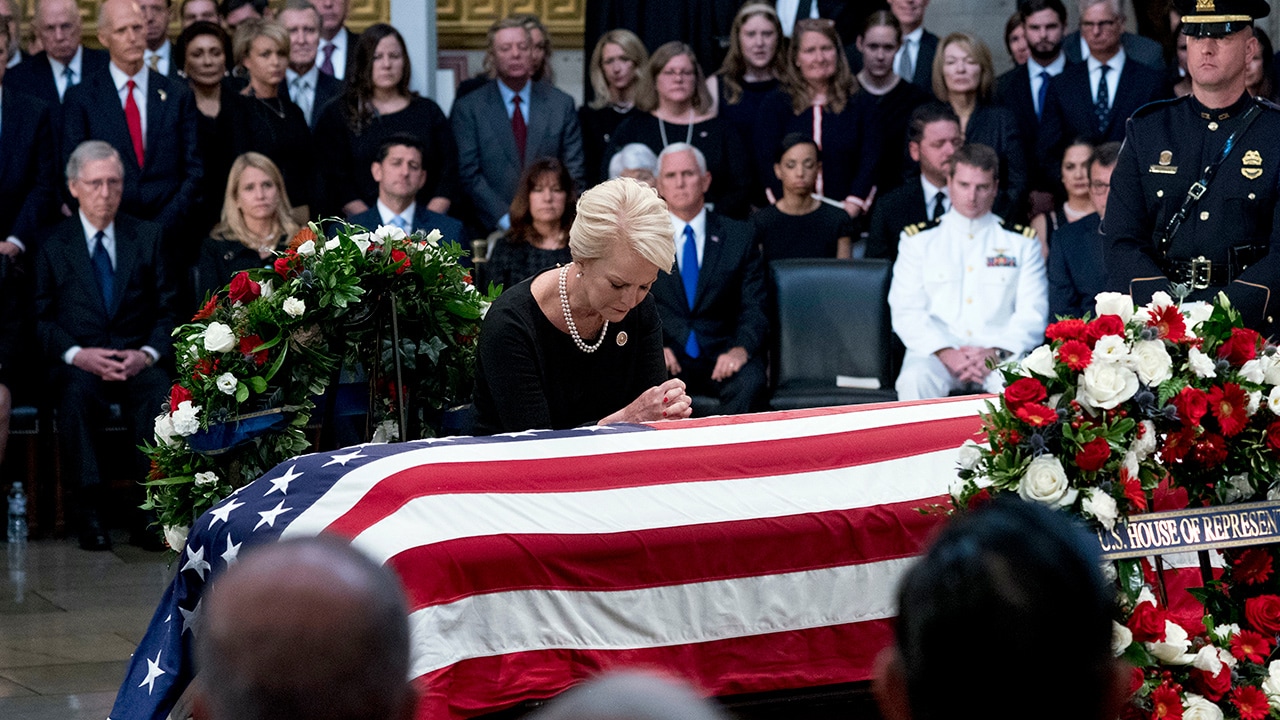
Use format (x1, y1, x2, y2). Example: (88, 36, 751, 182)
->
(1015, 403, 1058, 427)
(1191, 432, 1228, 467)
(169, 384, 192, 410)
(239, 334, 268, 367)
(1218, 327, 1261, 365)
(1046, 318, 1088, 342)
(1233, 686, 1271, 720)
(1230, 629, 1273, 663)
(1075, 436, 1112, 472)
(1004, 377, 1047, 410)
(1208, 383, 1249, 436)
(1127, 666, 1146, 697)
(1232, 548, 1276, 585)
(1189, 664, 1232, 702)
(390, 249, 410, 274)
(1127, 600, 1167, 642)
(1121, 471, 1148, 512)
(1266, 421, 1280, 452)
(1169, 386, 1209, 427)
(192, 357, 214, 379)
(228, 271, 261, 304)
(1086, 314, 1126, 345)
(1150, 684, 1183, 720)
(1057, 339, 1093, 371)
(1246, 595, 1280, 634)
(192, 295, 218, 321)
(274, 255, 296, 278)
(1147, 304, 1187, 342)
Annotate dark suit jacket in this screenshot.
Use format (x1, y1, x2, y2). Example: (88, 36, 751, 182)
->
(966, 102, 1027, 219)
(845, 28, 938, 96)
(652, 211, 768, 360)
(1048, 212, 1107, 319)
(35, 213, 176, 362)
(866, 179, 928, 262)
(1063, 31, 1165, 70)
(279, 69, 342, 130)
(451, 79, 585, 231)
(348, 204, 464, 244)
(997, 60, 1074, 193)
(62, 67, 203, 237)
(4, 47, 110, 107)
(0, 86, 59, 250)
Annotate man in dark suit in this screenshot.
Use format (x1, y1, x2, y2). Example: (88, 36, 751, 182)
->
(651, 143, 767, 416)
(452, 17, 585, 234)
(997, 0, 1071, 199)
(139, 0, 180, 78)
(314, 0, 358, 81)
(63, 0, 202, 244)
(1063, 0, 1164, 70)
(5, 0, 110, 106)
(36, 140, 174, 550)
(846, 0, 936, 95)
(348, 134, 465, 243)
(1049, 142, 1118, 319)
(867, 103, 961, 261)
(1, 0, 26, 69)
(279, 0, 342, 130)
(0, 23, 59, 260)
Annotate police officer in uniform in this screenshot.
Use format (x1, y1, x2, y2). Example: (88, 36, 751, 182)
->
(1107, 0, 1280, 330)
(889, 144, 1049, 401)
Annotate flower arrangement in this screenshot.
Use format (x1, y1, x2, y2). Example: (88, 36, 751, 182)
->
(954, 291, 1280, 720)
(144, 221, 497, 549)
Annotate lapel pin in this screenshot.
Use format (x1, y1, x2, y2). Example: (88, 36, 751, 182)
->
(615, 331, 628, 347)
(158, 88, 167, 102)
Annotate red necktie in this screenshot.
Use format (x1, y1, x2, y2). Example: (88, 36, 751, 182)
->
(511, 94, 527, 165)
(125, 79, 145, 167)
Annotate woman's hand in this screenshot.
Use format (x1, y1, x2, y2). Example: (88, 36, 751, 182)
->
(601, 378, 692, 425)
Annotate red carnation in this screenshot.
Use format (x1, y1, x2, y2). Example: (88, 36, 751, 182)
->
(192, 295, 218, 321)
(192, 357, 215, 380)
(1046, 318, 1088, 342)
(1121, 471, 1148, 512)
(1058, 339, 1093, 371)
(288, 226, 317, 249)
(1015, 403, 1059, 427)
(169, 384, 193, 410)
(1189, 664, 1232, 702)
(1207, 383, 1250, 436)
(1266, 421, 1280, 452)
(1075, 436, 1112, 472)
(390, 249, 410, 274)
(1170, 386, 1209, 427)
(1191, 432, 1228, 467)
(1151, 683, 1183, 720)
(1233, 686, 1271, 720)
(1127, 600, 1167, 642)
(273, 255, 297, 278)
(1232, 548, 1276, 585)
(1147, 304, 1187, 342)
(1218, 327, 1261, 365)
(1230, 629, 1273, 663)
(228, 271, 261, 304)
(239, 334, 268, 367)
(966, 488, 992, 510)
(1087, 314, 1126, 345)
(1161, 428, 1197, 464)
(1246, 595, 1280, 634)
(1004, 377, 1047, 410)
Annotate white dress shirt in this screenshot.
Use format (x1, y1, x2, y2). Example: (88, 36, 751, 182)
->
(109, 61, 149, 146)
(286, 65, 321, 125)
(1026, 53, 1066, 116)
(376, 198, 417, 229)
(64, 212, 160, 365)
(895, 27, 925, 80)
(920, 176, 950, 217)
(144, 40, 171, 76)
(776, 0, 820, 37)
(672, 207, 708, 270)
(319, 27, 351, 81)
(49, 45, 84, 101)
(1087, 47, 1127, 101)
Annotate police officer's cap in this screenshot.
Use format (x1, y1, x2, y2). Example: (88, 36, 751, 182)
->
(1176, 0, 1270, 37)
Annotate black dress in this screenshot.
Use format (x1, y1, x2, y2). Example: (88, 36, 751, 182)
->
(313, 96, 459, 217)
(472, 274, 667, 434)
(228, 92, 316, 212)
(192, 81, 240, 239)
(752, 203, 854, 263)
(484, 237, 572, 290)
(578, 102, 643, 186)
(869, 79, 932, 194)
(755, 88, 882, 206)
(717, 76, 779, 205)
(192, 234, 287, 309)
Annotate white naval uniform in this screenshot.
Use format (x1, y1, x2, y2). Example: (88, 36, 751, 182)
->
(888, 210, 1049, 400)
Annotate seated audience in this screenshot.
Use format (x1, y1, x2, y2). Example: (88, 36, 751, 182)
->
(867, 103, 962, 261)
(1048, 141, 1117, 319)
(36, 141, 175, 551)
(451, 16, 584, 234)
(652, 143, 768, 416)
(933, 32, 1027, 219)
(532, 671, 731, 720)
(180, 0, 219, 28)
(888, 144, 1047, 400)
(278, 0, 341, 130)
(711, 2, 786, 196)
(753, 134, 854, 262)
(607, 42, 750, 218)
(1030, 138, 1095, 255)
(227, 19, 315, 213)
(177, 21, 237, 238)
(5, 0, 110, 107)
(0, 21, 59, 261)
(193, 536, 417, 720)
(1249, 27, 1278, 101)
(874, 497, 1125, 720)
(855, 10, 932, 194)
(348, 134, 463, 241)
(608, 142, 659, 186)
(315, 24, 456, 220)
(580, 30, 649, 186)
(1004, 10, 1030, 66)
(485, 158, 575, 290)
(472, 177, 692, 434)
(193, 152, 299, 305)
(757, 19, 881, 219)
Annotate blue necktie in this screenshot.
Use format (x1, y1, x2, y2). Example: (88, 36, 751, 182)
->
(392, 215, 410, 232)
(91, 231, 114, 310)
(1036, 70, 1050, 120)
(681, 224, 700, 359)
(1095, 64, 1111, 134)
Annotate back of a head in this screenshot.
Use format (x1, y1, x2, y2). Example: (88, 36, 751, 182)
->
(893, 498, 1114, 720)
(531, 671, 731, 720)
(194, 536, 414, 720)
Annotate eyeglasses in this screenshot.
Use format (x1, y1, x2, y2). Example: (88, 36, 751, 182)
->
(77, 177, 124, 193)
(1089, 181, 1110, 191)
(1079, 18, 1119, 32)
(659, 68, 696, 79)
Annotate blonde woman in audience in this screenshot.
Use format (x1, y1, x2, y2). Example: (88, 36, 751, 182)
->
(711, 3, 787, 180)
(579, 30, 650, 185)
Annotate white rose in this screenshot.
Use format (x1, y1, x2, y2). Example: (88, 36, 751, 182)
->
(1149, 291, 1175, 310)
(215, 372, 237, 395)
(1017, 454, 1078, 508)
(259, 278, 274, 298)
(1095, 292, 1135, 323)
(154, 412, 179, 447)
(1131, 340, 1173, 385)
(1264, 354, 1280, 385)
(1133, 306, 1152, 325)
(371, 419, 400, 443)
(282, 297, 306, 317)
(163, 525, 189, 552)
(1122, 450, 1140, 479)
(324, 238, 341, 251)
(425, 228, 444, 245)
(374, 224, 408, 242)
(1112, 621, 1133, 656)
(479, 300, 491, 320)
(296, 239, 316, 256)
(1212, 623, 1239, 645)
(1132, 420, 1157, 459)
(171, 401, 202, 436)
(1092, 335, 1132, 362)
(1219, 645, 1238, 669)
(194, 471, 218, 486)
(957, 440, 983, 470)
(1019, 344, 1056, 377)
(1082, 489, 1119, 531)
(1148, 619, 1195, 664)
(203, 322, 236, 353)
(1188, 347, 1217, 379)
(1182, 694, 1225, 720)
(1192, 644, 1223, 675)
(1249, 390, 1263, 416)
(1077, 362, 1139, 411)
(1243, 359, 1267, 384)
(1183, 301, 1213, 328)
(1263, 661, 1280, 709)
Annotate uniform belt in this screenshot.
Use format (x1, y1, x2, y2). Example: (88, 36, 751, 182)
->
(1164, 256, 1231, 290)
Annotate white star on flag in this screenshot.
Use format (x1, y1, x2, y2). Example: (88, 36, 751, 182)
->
(265, 464, 303, 496)
(254, 500, 292, 530)
(178, 600, 202, 637)
(221, 535, 242, 566)
(181, 545, 211, 581)
(323, 450, 367, 467)
(139, 650, 166, 694)
(206, 497, 245, 529)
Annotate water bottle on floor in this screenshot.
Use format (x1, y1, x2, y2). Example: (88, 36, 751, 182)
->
(7, 481, 27, 543)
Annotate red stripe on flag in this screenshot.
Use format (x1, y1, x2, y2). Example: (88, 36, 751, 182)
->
(646, 395, 994, 429)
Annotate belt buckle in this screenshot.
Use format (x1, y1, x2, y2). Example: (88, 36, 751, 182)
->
(1188, 182, 1207, 200)
(1190, 256, 1212, 290)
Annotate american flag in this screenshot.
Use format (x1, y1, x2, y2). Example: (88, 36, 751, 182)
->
(109, 397, 987, 720)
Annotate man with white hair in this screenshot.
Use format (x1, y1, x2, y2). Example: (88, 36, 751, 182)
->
(5, 0, 110, 105)
(1063, 0, 1164, 68)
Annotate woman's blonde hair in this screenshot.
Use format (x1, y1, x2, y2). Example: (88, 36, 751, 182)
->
(587, 29, 651, 110)
(232, 17, 289, 66)
(781, 19, 858, 115)
(212, 152, 299, 248)
(569, 177, 674, 273)
(932, 32, 995, 103)
(635, 42, 714, 114)
(717, 3, 787, 105)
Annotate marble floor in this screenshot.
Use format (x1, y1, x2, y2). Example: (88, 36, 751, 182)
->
(0, 533, 173, 720)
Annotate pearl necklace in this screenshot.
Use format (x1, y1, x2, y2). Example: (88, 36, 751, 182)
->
(559, 264, 608, 353)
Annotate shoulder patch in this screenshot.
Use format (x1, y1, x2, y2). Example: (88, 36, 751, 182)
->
(1131, 96, 1183, 120)
(998, 220, 1038, 239)
(902, 220, 934, 236)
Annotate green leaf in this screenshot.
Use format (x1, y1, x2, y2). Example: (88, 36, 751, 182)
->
(263, 342, 289, 381)
(247, 376, 268, 393)
(235, 383, 250, 403)
(142, 475, 195, 487)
